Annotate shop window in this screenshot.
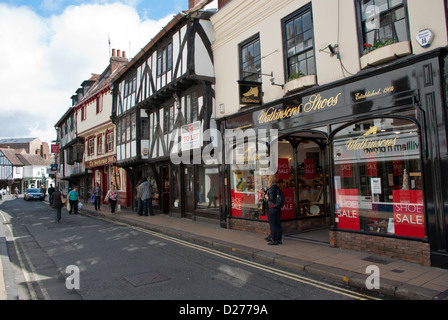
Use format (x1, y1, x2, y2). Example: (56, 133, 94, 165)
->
(332, 118, 425, 239)
(197, 165, 220, 210)
(282, 4, 315, 80)
(240, 35, 262, 82)
(357, 0, 409, 54)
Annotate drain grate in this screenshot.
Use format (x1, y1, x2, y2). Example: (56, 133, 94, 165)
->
(123, 272, 170, 287)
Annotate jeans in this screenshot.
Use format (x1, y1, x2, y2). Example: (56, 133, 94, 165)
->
(109, 199, 117, 213)
(55, 207, 62, 222)
(138, 198, 154, 216)
(94, 196, 101, 210)
(268, 208, 282, 242)
(69, 200, 78, 214)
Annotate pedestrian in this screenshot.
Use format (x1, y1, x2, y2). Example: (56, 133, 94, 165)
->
(14, 187, 19, 198)
(264, 173, 285, 245)
(105, 184, 119, 214)
(207, 185, 217, 208)
(92, 182, 102, 211)
(67, 186, 79, 215)
(48, 184, 55, 205)
(137, 178, 154, 216)
(51, 186, 64, 223)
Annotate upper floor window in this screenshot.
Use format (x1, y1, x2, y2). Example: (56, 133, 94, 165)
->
(106, 130, 114, 153)
(283, 5, 315, 80)
(240, 35, 261, 82)
(96, 96, 103, 114)
(185, 92, 199, 124)
(358, 0, 409, 54)
(97, 135, 103, 155)
(157, 43, 173, 77)
(124, 75, 136, 98)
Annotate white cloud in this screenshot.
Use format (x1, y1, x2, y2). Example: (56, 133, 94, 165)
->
(0, 2, 174, 143)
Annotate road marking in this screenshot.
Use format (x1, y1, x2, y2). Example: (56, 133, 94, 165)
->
(93, 215, 382, 300)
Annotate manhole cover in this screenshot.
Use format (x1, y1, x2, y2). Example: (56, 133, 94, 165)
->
(123, 272, 170, 287)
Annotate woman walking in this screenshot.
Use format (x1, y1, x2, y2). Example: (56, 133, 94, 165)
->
(92, 182, 102, 211)
(67, 186, 79, 215)
(51, 186, 64, 223)
(105, 184, 119, 214)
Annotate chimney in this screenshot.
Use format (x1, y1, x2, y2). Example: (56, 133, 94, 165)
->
(110, 48, 128, 73)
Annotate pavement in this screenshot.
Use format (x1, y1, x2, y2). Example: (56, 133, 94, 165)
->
(1, 195, 448, 300)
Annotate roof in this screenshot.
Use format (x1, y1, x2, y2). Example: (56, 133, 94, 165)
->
(0, 137, 40, 144)
(0, 148, 23, 166)
(15, 153, 53, 166)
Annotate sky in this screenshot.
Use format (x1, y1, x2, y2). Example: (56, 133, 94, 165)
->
(0, 0, 193, 144)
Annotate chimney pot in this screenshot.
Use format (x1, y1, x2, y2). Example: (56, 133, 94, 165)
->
(112, 49, 116, 56)
(117, 49, 121, 57)
(122, 51, 126, 58)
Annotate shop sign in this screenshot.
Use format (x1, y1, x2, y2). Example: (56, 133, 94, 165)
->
(181, 121, 201, 151)
(239, 81, 262, 105)
(277, 158, 289, 180)
(335, 189, 360, 231)
(393, 190, 425, 238)
(51, 144, 59, 154)
(85, 155, 116, 169)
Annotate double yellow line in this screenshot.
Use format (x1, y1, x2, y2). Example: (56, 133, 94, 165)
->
(96, 215, 382, 300)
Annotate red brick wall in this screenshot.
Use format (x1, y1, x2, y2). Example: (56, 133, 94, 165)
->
(330, 231, 431, 266)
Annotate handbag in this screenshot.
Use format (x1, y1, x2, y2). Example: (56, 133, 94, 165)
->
(89, 195, 95, 203)
(61, 195, 66, 205)
(258, 199, 267, 216)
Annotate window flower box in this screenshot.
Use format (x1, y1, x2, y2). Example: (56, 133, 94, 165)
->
(360, 41, 411, 69)
(283, 74, 316, 94)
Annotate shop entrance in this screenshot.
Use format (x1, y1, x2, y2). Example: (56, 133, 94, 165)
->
(278, 130, 331, 242)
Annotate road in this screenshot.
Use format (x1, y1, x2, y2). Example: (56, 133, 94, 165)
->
(0, 196, 386, 306)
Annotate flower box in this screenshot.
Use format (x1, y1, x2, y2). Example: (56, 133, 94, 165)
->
(360, 41, 411, 69)
(283, 74, 316, 94)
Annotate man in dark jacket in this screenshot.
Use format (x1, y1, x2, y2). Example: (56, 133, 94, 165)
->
(51, 186, 64, 223)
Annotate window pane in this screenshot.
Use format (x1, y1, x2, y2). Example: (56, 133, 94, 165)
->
(389, 0, 403, 8)
(394, 19, 407, 42)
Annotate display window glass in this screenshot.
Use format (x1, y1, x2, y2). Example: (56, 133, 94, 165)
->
(332, 117, 425, 239)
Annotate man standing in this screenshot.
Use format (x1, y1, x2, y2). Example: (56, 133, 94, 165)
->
(138, 178, 154, 216)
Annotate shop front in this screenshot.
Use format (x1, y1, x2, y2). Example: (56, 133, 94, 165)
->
(219, 48, 448, 268)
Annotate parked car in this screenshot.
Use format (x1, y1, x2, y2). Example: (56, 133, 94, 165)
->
(24, 188, 45, 201)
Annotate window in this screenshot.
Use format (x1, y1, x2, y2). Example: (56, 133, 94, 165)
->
(157, 43, 173, 76)
(141, 118, 149, 139)
(358, 0, 409, 54)
(87, 138, 94, 156)
(81, 105, 87, 121)
(240, 35, 261, 82)
(124, 75, 136, 97)
(106, 130, 114, 153)
(332, 117, 425, 238)
(96, 96, 103, 113)
(185, 92, 199, 124)
(97, 135, 103, 155)
(283, 5, 315, 79)
(164, 106, 174, 132)
(131, 113, 136, 140)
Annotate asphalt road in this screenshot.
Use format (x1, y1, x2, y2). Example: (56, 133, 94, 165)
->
(0, 197, 385, 306)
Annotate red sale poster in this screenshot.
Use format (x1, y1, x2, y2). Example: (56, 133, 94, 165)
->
(393, 190, 425, 238)
(304, 158, 315, 179)
(335, 189, 360, 230)
(280, 188, 295, 220)
(277, 158, 289, 180)
(231, 189, 242, 217)
(340, 163, 353, 178)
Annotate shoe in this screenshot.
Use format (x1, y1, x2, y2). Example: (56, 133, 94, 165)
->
(265, 236, 272, 242)
(267, 241, 279, 245)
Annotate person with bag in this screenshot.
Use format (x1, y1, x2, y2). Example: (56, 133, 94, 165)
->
(264, 172, 285, 246)
(105, 184, 119, 214)
(50, 186, 64, 223)
(137, 178, 154, 216)
(67, 186, 79, 215)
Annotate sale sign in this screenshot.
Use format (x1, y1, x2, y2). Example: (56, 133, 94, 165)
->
(277, 158, 289, 180)
(280, 188, 295, 220)
(393, 190, 425, 238)
(304, 158, 315, 179)
(335, 189, 360, 230)
(231, 189, 242, 217)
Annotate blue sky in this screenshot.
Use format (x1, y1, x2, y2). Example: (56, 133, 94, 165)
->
(0, 0, 196, 143)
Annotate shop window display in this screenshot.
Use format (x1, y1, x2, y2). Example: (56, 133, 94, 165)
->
(332, 118, 425, 239)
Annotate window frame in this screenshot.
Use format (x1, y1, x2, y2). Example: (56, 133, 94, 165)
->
(157, 42, 173, 77)
(355, 0, 410, 56)
(281, 3, 316, 82)
(239, 34, 262, 83)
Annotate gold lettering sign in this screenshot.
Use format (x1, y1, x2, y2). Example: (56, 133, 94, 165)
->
(85, 155, 116, 169)
(257, 93, 342, 124)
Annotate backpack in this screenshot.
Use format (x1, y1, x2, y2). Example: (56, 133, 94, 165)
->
(275, 186, 285, 209)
